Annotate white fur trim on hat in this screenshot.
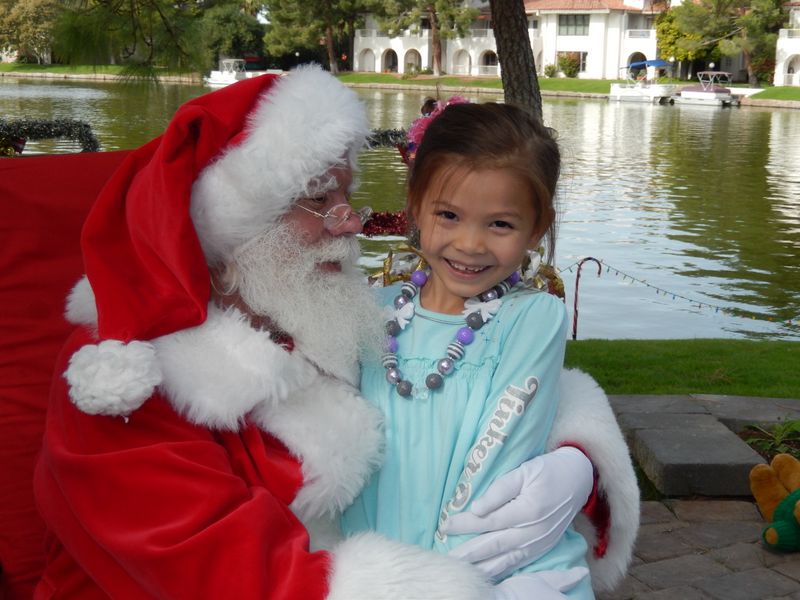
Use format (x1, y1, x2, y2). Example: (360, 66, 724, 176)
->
(65, 275, 97, 328)
(548, 368, 640, 593)
(65, 340, 162, 417)
(191, 65, 371, 266)
(326, 532, 491, 600)
(62, 278, 315, 424)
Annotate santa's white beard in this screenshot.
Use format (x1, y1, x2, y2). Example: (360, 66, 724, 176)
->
(232, 224, 384, 384)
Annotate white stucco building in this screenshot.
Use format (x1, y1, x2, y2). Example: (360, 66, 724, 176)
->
(775, 2, 800, 86)
(354, 0, 666, 80)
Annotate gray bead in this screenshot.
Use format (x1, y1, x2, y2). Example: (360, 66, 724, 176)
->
(385, 367, 402, 384)
(394, 295, 409, 309)
(437, 358, 454, 375)
(385, 320, 401, 336)
(465, 312, 484, 330)
(396, 380, 413, 397)
(480, 288, 498, 302)
(425, 373, 443, 390)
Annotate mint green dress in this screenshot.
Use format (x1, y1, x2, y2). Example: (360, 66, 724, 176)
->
(341, 284, 593, 598)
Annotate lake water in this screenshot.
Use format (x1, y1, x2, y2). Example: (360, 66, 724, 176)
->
(2, 76, 799, 340)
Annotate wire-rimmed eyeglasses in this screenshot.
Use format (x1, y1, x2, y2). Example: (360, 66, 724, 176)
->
(295, 203, 373, 231)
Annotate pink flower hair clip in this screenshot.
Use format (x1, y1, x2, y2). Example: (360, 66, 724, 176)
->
(397, 96, 470, 166)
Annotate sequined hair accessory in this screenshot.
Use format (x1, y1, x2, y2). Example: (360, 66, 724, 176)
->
(397, 96, 470, 166)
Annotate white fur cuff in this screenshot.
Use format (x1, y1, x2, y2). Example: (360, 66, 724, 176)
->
(65, 340, 162, 417)
(327, 533, 490, 600)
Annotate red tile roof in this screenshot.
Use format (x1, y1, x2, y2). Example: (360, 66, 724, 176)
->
(524, 0, 662, 11)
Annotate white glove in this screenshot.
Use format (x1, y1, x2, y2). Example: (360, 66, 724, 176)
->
(492, 567, 590, 600)
(445, 446, 594, 579)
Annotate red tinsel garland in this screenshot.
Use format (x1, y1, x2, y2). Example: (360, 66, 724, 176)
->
(361, 210, 408, 237)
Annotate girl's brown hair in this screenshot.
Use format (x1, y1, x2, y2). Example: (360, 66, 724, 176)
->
(407, 103, 561, 261)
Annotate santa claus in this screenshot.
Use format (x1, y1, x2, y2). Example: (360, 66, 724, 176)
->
(33, 66, 638, 598)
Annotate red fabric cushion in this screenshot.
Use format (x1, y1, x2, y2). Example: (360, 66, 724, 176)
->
(0, 151, 130, 599)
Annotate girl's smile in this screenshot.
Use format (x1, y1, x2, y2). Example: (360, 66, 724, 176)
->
(413, 166, 543, 314)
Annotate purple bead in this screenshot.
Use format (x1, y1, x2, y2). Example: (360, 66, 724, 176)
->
(386, 336, 399, 353)
(410, 270, 428, 287)
(394, 295, 409, 309)
(507, 271, 521, 285)
(457, 327, 475, 345)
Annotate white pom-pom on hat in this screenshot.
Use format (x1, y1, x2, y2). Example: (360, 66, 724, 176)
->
(65, 340, 163, 417)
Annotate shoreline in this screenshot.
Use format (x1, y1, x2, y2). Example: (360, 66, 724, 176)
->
(2, 69, 798, 109)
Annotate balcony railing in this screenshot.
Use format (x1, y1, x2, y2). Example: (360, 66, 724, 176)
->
(477, 65, 499, 76)
(470, 29, 494, 37)
(626, 29, 653, 39)
(779, 29, 800, 38)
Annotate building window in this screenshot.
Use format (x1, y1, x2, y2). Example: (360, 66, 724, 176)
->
(558, 14, 589, 36)
(528, 18, 538, 30)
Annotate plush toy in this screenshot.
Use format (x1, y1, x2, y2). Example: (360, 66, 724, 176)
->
(749, 453, 800, 551)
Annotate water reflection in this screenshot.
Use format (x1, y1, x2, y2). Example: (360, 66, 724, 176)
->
(1, 78, 798, 340)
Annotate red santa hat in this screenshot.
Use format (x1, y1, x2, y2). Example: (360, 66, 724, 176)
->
(65, 65, 370, 417)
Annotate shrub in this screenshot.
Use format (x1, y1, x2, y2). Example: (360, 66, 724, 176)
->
(557, 53, 580, 78)
(544, 63, 557, 78)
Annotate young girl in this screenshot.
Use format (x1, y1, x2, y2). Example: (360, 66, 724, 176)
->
(341, 102, 595, 598)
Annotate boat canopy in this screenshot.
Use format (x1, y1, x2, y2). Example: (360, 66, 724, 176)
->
(628, 59, 671, 69)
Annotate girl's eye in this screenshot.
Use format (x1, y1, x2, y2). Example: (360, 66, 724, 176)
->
(436, 210, 458, 220)
(492, 220, 514, 229)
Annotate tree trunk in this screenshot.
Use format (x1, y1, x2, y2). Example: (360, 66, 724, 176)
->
(429, 7, 442, 76)
(326, 24, 338, 75)
(489, 0, 542, 120)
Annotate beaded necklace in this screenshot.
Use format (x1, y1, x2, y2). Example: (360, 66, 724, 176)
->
(383, 270, 521, 397)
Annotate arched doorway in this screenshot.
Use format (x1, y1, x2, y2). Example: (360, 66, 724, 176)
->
(382, 49, 398, 73)
(787, 54, 800, 86)
(452, 50, 471, 75)
(404, 49, 421, 74)
(358, 49, 375, 73)
(478, 51, 498, 76)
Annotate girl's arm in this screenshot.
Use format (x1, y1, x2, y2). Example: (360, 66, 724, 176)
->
(443, 368, 639, 594)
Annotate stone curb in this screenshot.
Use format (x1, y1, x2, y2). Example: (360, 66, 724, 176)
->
(609, 394, 800, 497)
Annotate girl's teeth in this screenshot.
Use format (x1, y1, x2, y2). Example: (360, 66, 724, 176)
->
(449, 261, 483, 273)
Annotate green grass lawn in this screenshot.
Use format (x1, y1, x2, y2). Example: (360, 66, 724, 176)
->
(5, 66, 800, 101)
(0, 64, 126, 74)
(748, 86, 800, 101)
(565, 339, 799, 398)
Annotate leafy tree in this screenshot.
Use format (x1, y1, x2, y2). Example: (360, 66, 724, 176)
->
(664, 0, 785, 85)
(656, 10, 704, 65)
(201, 4, 265, 70)
(0, 0, 62, 63)
(264, 0, 371, 74)
(489, 0, 542, 119)
(52, 0, 208, 74)
(374, 0, 478, 76)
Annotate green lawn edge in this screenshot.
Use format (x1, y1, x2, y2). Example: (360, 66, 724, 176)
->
(3, 66, 799, 101)
(565, 339, 799, 398)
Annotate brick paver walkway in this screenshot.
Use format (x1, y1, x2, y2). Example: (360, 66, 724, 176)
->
(598, 497, 800, 599)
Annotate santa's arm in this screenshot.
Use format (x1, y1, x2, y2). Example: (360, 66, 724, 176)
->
(546, 368, 640, 593)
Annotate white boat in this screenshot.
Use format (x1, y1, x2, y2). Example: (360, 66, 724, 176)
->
(609, 59, 677, 105)
(204, 59, 276, 88)
(673, 71, 741, 107)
